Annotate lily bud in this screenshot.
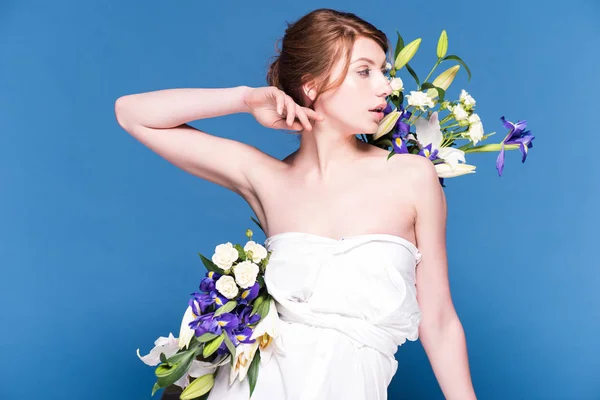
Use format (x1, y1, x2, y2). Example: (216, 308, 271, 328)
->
(245, 229, 253, 240)
(435, 162, 476, 178)
(433, 65, 460, 90)
(427, 65, 460, 98)
(437, 30, 448, 59)
(394, 38, 421, 70)
(373, 110, 401, 140)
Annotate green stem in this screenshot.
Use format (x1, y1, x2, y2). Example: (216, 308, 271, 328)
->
(442, 123, 460, 130)
(464, 143, 519, 153)
(439, 114, 454, 126)
(422, 59, 442, 87)
(408, 110, 424, 125)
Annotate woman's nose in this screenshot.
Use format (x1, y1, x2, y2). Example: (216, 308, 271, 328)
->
(379, 78, 392, 97)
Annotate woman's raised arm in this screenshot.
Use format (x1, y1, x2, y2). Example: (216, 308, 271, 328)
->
(114, 86, 269, 198)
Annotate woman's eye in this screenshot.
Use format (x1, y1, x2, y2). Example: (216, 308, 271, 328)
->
(358, 68, 371, 77)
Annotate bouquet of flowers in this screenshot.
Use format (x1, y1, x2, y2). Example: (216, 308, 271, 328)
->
(137, 228, 285, 399)
(364, 30, 535, 186)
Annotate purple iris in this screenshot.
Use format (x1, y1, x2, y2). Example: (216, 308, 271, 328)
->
(227, 325, 256, 346)
(189, 290, 228, 314)
(418, 143, 439, 161)
(383, 103, 412, 138)
(199, 271, 221, 293)
(496, 117, 535, 176)
(238, 282, 260, 305)
(191, 312, 240, 337)
(395, 108, 412, 138)
(238, 304, 261, 326)
(392, 133, 409, 154)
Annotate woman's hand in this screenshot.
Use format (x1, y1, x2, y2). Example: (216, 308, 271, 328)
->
(242, 86, 324, 131)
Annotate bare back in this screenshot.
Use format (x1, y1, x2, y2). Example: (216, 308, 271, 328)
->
(243, 144, 419, 247)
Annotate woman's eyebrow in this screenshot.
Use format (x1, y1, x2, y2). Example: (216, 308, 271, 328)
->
(351, 57, 387, 68)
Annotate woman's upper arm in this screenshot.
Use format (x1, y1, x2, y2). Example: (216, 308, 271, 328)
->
(412, 157, 458, 332)
(116, 117, 274, 198)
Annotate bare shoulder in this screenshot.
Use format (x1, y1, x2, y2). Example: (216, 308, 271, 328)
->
(374, 151, 439, 188)
(371, 151, 444, 212)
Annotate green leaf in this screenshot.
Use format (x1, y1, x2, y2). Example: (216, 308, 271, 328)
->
(419, 83, 446, 102)
(256, 274, 265, 288)
(250, 216, 264, 234)
(394, 38, 421, 70)
(202, 333, 225, 358)
(250, 294, 267, 316)
(196, 332, 219, 343)
(159, 352, 168, 364)
(436, 30, 448, 59)
(163, 351, 188, 367)
(155, 350, 195, 388)
(405, 63, 420, 88)
(180, 373, 215, 400)
(223, 329, 237, 360)
(198, 252, 225, 274)
(151, 382, 161, 396)
(233, 244, 246, 261)
(377, 138, 393, 149)
(247, 350, 261, 398)
(255, 297, 271, 318)
(214, 300, 237, 317)
(394, 30, 405, 62)
(442, 55, 472, 81)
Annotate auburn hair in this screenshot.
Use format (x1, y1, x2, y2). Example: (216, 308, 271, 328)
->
(266, 8, 390, 108)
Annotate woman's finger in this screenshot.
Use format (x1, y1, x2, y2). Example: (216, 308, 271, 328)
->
(285, 96, 296, 126)
(295, 105, 312, 131)
(304, 107, 324, 122)
(276, 90, 285, 115)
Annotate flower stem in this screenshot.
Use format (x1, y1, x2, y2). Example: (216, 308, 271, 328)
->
(422, 59, 442, 86)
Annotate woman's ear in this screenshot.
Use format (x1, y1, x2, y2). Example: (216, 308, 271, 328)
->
(301, 75, 318, 102)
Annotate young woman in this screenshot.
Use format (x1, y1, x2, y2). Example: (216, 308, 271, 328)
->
(116, 8, 477, 400)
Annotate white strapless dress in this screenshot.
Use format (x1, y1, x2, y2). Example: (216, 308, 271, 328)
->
(207, 232, 422, 400)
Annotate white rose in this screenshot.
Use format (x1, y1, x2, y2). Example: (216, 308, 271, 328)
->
(389, 77, 404, 92)
(406, 91, 435, 110)
(232, 260, 260, 289)
(243, 241, 267, 263)
(215, 275, 239, 299)
(385, 62, 392, 71)
(451, 104, 469, 121)
(460, 89, 476, 108)
(466, 121, 484, 145)
(468, 113, 481, 124)
(211, 242, 239, 272)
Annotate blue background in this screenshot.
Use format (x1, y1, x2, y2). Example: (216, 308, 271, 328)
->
(1, 0, 598, 399)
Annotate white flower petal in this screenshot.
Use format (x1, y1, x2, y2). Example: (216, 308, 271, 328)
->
(229, 342, 259, 385)
(437, 147, 465, 170)
(178, 306, 196, 350)
(137, 333, 179, 366)
(435, 163, 476, 178)
(414, 112, 442, 150)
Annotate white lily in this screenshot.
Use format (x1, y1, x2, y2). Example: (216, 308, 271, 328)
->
(178, 305, 197, 350)
(137, 332, 180, 367)
(137, 331, 219, 389)
(250, 299, 286, 367)
(435, 162, 476, 178)
(177, 360, 218, 389)
(229, 341, 259, 385)
(414, 112, 474, 176)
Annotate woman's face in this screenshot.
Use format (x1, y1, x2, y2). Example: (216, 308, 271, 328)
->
(314, 36, 393, 135)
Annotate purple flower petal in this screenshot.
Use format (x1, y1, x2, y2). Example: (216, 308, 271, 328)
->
(496, 143, 506, 177)
(238, 283, 260, 305)
(392, 136, 409, 154)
